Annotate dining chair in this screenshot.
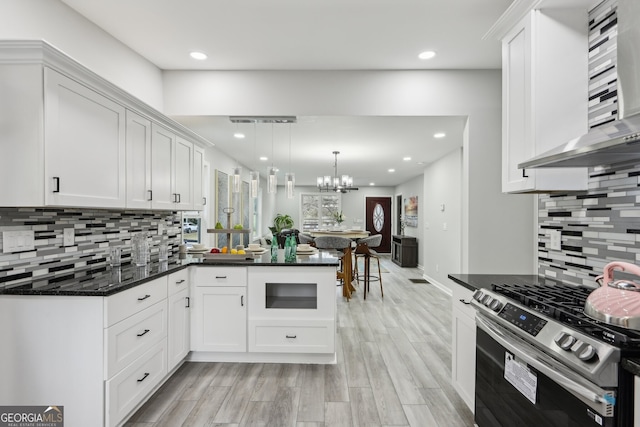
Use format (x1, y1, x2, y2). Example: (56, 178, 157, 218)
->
(354, 234, 383, 299)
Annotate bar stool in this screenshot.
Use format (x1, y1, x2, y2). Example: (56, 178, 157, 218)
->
(354, 234, 383, 299)
(314, 236, 355, 300)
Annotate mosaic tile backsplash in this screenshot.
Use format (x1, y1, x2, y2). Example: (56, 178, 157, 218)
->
(538, 162, 640, 287)
(0, 208, 181, 289)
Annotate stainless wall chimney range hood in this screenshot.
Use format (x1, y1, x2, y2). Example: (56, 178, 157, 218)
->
(519, 0, 640, 169)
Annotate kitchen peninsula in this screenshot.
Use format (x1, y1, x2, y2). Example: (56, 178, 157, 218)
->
(0, 252, 340, 427)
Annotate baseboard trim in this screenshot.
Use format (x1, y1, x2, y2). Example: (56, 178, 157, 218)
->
(424, 274, 452, 296)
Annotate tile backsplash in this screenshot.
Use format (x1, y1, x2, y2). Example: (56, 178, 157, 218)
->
(538, 162, 640, 287)
(0, 208, 181, 289)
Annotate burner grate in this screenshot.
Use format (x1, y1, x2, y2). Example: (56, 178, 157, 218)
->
(491, 282, 640, 348)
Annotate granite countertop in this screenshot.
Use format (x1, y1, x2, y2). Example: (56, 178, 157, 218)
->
(0, 250, 340, 297)
(448, 273, 565, 292)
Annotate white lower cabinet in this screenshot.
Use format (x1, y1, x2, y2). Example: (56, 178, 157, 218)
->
(247, 267, 336, 354)
(167, 269, 191, 371)
(191, 267, 248, 353)
(451, 283, 477, 413)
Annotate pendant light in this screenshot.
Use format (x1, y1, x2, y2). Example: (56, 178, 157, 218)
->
(267, 123, 277, 194)
(232, 166, 241, 193)
(250, 122, 259, 198)
(285, 123, 295, 199)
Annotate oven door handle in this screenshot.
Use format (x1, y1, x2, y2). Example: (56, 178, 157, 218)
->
(476, 313, 615, 414)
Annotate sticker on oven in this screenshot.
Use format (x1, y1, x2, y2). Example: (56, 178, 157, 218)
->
(504, 352, 537, 404)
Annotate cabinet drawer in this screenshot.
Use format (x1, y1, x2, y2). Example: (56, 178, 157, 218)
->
(105, 301, 167, 379)
(249, 319, 334, 354)
(105, 277, 168, 327)
(105, 340, 167, 427)
(193, 266, 247, 287)
(168, 268, 189, 296)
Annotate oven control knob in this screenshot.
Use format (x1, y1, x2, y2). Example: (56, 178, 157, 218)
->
(553, 332, 567, 345)
(482, 295, 493, 306)
(489, 299, 503, 312)
(472, 290, 484, 301)
(577, 345, 597, 362)
(559, 335, 577, 350)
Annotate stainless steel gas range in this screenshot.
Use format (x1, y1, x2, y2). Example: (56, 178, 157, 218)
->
(471, 281, 640, 427)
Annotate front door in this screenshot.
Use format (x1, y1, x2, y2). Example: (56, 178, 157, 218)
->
(365, 196, 392, 253)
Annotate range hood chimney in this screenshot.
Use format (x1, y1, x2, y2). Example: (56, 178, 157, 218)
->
(519, 0, 640, 169)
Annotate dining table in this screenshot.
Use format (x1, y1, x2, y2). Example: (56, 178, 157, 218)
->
(308, 229, 370, 239)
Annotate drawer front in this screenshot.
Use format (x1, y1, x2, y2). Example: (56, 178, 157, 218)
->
(105, 340, 167, 427)
(249, 319, 334, 354)
(106, 301, 167, 379)
(168, 268, 189, 296)
(105, 277, 168, 327)
(193, 266, 247, 287)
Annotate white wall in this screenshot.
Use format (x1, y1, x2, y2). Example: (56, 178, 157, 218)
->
(423, 149, 462, 286)
(163, 69, 536, 276)
(0, 0, 164, 109)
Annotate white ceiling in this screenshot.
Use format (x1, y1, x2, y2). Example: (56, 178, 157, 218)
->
(60, 0, 513, 187)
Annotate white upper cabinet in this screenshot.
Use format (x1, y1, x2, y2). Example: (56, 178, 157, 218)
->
(173, 136, 194, 209)
(501, 9, 589, 193)
(45, 68, 127, 207)
(193, 145, 205, 211)
(126, 110, 153, 209)
(151, 125, 196, 210)
(0, 40, 208, 211)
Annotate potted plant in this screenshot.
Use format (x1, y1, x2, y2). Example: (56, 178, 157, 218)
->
(269, 213, 294, 234)
(268, 213, 294, 248)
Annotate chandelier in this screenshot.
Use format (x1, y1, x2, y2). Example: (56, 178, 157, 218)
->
(317, 151, 358, 193)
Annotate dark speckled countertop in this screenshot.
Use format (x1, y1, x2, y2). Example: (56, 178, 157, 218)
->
(448, 273, 564, 292)
(0, 250, 340, 297)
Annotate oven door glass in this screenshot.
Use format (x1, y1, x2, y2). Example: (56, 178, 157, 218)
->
(475, 315, 615, 427)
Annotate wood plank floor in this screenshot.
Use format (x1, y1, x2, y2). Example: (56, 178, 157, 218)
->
(125, 256, 474, 427)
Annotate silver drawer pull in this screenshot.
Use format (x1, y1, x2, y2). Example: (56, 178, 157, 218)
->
(215, 276, 227, 279)
(137, 329, 150, 337)
(175, 279, 186, 284)
(286, 335, 297, 339)
(137, 372, 150, 383)
(137, 294, 151, 301)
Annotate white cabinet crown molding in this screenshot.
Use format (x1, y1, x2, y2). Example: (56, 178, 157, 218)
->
(484, 0, 599, 41)
(0, 39, 212, 150)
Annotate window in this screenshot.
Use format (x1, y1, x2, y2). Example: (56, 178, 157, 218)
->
(182, 213, 201, 243)
(300, 193, 341, 231)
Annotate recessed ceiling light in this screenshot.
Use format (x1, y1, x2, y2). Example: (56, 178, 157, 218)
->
(369, 182, 375, 186)
(434, 132, 446, 138)
(418, 50, 436, 60)
(234, 133, 245, 139)
(260, 156, 268, 161)
(388, 168, 395, 173)
(403, 156, 411, 161)
(190, 51, 207, 60)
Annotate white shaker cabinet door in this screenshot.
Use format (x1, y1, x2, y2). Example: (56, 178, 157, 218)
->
(173, 136, 194, 210)
(44, 68, 126, 207)
(168, 286, 190, 370)
(193, 144, 205, 211)
(151, 123, 175, 209)
(126, 110, 152, 209)
(191, 286, 247, 353)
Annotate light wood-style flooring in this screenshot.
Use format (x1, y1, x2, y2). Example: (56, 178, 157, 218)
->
(125, 256, 474, 427)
